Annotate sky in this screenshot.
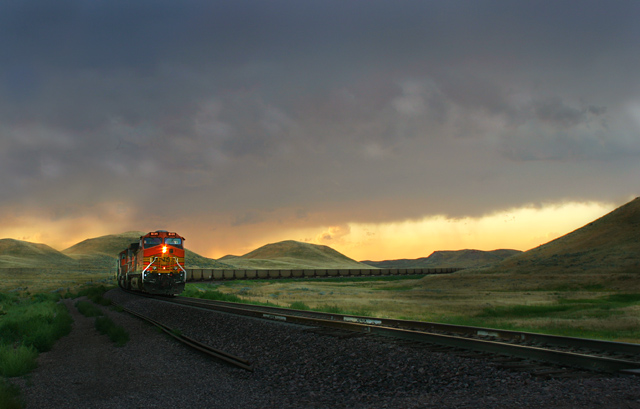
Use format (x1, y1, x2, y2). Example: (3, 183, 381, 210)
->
(1, 0, 639, 261)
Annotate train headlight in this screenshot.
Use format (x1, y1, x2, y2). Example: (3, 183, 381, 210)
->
(162, 245, 167, 254)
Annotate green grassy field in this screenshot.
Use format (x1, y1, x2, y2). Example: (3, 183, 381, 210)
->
(0, 282, 125, 408)
(0, 270, 114, 294)
(0, 267, 637, 409)
(185, 270, 640, 343)
(2, 267, 639, 344)
(0, 291, 76, 408)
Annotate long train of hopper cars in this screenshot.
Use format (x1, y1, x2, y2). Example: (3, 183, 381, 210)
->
(185, 267, 462, 281)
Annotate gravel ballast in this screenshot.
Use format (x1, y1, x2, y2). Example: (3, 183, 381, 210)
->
(12, 289, 640, 408)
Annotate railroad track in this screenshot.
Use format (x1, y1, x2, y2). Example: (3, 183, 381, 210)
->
(143, 293, 640, 376)
(111, 292, 253, 371)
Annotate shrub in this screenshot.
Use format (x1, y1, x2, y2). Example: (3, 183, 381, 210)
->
(196, 290, 242, 303)
(75, 301, 104, 318)
(289, 301, 311, 310)
(0, 344, 38, 377)
(0, 379, 23, 409)
(316, 304, 345, 314)
(95, 317, 129, 347)
(0, 300, 72, 353)
(606, 293, 640, 304)
(66, 285, 113, 306)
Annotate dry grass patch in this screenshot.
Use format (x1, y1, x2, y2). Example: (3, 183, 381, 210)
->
(189, 270, 640, 343)
(0, 270, 113, 294)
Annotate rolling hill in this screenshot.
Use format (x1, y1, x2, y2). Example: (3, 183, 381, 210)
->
(488, 197, 640, 274)
(0, 231, 232, 271)
(221, 240, 378, 270)
(61, 231, 232, 269)
(11, 196, 638, 276)
(62, 231, 144, 269)
(361, 249, 522, 269)
(0, 239, 78, 268)
(63, 231, 144, 259)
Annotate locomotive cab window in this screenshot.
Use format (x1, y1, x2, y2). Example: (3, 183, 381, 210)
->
(143, 237, 162, 247)
(165, 238, 182, 248)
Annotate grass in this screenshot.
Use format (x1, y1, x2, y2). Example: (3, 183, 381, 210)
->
(75, 300, 104, 317)
(95, 316, 129, 347)
(70, 286, 130, 348)
(430, 290, 640, 341)
(184, 287, 280, 309)
(181, 272, 640, 343)
(0, 289, 75, 409)
(0, 269, 115, 294)
(606, 293, 640, 303)
(0, 379, 23, 409)
(0, 294, 73, 353)
(374, 285, 416, 291)
(314, 304, 374, 316)
(66, 284, 113, 306)
(225, 275, 426, 286)
(0, 345, 38, 377)
(538, 283, 607, 292)
(289, 301, 311, 310)
(476, 304, 575, 319)
(475, 293, 640, 321)
(181, 286, 243, 303)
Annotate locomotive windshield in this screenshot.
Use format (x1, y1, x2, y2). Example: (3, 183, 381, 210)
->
(165, 238, 182, 248)
(143, 237, 162, 247)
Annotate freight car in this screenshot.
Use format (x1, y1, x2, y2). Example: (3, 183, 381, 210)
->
(117, 230, 187, 295)
(185, 267, 463, 281)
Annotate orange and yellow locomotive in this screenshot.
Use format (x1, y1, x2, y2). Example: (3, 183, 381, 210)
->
(117, 230, 186, 295)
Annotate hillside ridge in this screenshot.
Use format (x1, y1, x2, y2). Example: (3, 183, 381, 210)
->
(489, 197, 640, 274)
(221, 240, 377, 270)
(361, 249, 522, 269)
(0, 232, 231, 270)
(0, 239, 78, 268)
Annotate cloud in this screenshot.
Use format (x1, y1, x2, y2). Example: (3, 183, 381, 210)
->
(316, 225, 351, 245)
(533, 98, 588, 127)
(1, 1, 640, 258)
(232, 212, 265, 227)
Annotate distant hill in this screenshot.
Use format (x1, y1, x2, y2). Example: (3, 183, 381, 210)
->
(0, 231, 232, 271)
(185, 250, 233, 269)
(62, 231, 232, 269)
(63, 231, 144, 259)
(361, 249, 522, 269)
(219, 254, 240, 261)
(0, 239, 78, 268)
(221, 240, 377, 270)
(62, 231, 145, 269)
(489, 197, 640, 274)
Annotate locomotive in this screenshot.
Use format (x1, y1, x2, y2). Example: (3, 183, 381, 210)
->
(117, 230, 187, 295)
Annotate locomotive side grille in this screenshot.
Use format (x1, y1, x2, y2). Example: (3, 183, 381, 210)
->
(143, 257, 185, 264)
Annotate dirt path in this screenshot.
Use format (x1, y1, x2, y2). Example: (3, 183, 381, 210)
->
(10, 298, 259, 409)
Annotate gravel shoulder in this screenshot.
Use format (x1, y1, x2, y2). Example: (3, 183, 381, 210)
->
(10, 289, 640, 408)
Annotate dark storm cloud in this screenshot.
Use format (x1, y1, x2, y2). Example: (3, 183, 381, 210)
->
(1, 0, 640, 230)
(533, 98, 588, 127)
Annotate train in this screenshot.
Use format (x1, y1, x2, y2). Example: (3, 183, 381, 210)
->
(185, 267, 462, 281)
(117, 230, 187, 295)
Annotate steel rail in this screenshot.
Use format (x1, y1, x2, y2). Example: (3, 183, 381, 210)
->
(174, 296, 640, 356)
(158, 295, 640, 374)
(111, 295, 253, 371)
